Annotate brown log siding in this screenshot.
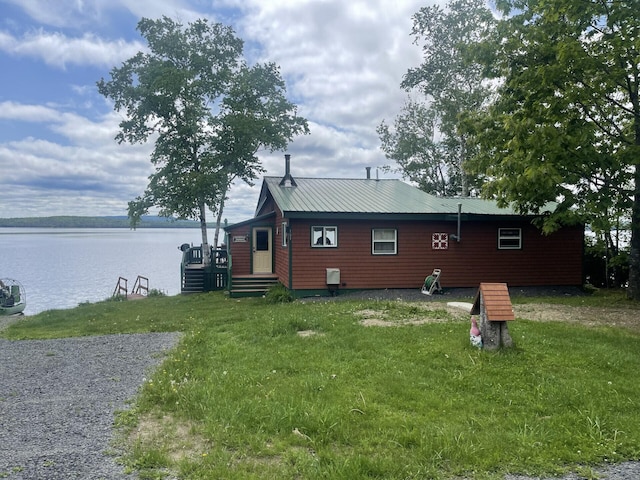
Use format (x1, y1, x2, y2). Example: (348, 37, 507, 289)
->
(287, 219, 582, 290)
(227, 224, 252, 276)
(274, 210, 290, 285)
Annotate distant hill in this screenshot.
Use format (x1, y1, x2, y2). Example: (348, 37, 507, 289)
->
(0, 216, 200, 228)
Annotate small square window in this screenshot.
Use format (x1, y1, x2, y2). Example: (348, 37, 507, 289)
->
(312, 226, 337, 247)
(498, 228, 522, 250)
(372, 228, 397, 255)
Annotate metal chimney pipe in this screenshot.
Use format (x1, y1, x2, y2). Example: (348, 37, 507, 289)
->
(366, 167, 371, 179)
(280, 153, 296, 187)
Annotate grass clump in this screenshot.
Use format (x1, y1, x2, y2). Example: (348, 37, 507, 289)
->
(3, 292, 640, 479)
(264, 282, 294, 304)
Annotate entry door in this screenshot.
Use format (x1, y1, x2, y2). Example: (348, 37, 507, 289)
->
(252, 227, 273, 273)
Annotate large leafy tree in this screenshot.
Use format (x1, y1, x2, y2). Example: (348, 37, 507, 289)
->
(378, 100, 451, 194)
(378, 0, 495, 196)
(98, 17, 309, 265)
(466, 0, 640, 299)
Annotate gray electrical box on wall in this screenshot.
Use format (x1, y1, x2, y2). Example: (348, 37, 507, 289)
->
(326, 268, 340, 285)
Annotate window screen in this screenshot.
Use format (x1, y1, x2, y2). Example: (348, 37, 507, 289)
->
(498, 228, 522, 250)
(372, 228, 397, 255)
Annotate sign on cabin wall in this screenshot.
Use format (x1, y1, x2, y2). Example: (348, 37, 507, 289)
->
(432, 233, 448, 250)
(233, 235, 248, 243)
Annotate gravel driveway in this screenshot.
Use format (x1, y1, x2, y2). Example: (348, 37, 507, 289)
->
(0, 332, 180, 479)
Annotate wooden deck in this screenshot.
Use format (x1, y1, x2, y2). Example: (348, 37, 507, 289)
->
(126, 293, 147, 301)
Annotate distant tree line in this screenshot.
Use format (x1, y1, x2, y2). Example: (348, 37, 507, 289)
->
(0, 216, 199, 228)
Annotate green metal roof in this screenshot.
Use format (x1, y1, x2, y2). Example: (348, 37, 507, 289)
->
(263, 176, 520, 217)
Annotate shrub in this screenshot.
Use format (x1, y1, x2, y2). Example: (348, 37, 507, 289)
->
(264, 282, 293, 303)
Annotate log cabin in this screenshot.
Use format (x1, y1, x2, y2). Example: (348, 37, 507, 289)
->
(224, 155, 583, 297)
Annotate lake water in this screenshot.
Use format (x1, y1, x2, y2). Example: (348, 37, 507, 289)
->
(0, 228, 212, 315)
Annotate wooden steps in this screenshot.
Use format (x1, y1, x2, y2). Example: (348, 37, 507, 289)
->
(230, 274, 279, 297)
(182, 267, 205, 293)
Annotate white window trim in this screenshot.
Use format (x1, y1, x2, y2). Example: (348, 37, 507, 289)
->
(311, 226, 338, 248)
(281, 222, 288, 247)
(498, 228, 522, 250)
(372, 228, 397, 255)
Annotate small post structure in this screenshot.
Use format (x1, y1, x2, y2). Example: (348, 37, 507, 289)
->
(471, 283, 515, 350)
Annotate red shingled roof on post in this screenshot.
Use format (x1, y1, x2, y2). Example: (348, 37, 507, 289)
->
(471, 283, 515, 321)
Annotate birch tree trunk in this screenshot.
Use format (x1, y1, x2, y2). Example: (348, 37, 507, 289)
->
(199, 203, 211, 266)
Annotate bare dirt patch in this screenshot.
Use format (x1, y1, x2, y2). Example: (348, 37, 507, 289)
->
(514, 303, 640, 331)
(297, 329, 324, 337)
(360, 318, 437, 327)
(130, 412, 210, 463)
(356, 300, 640, 333)
(357, 303, 468, 327)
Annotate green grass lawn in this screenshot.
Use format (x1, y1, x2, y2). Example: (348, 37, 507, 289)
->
(3, 290, 640, 479)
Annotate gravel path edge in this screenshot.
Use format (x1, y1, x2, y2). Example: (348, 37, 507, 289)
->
(0, 332, 181, 479)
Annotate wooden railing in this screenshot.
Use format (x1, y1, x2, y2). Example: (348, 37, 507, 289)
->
(113, 275, 149, 298)
(179, 245, 230, 293)
(113, 277, 128, 298)
(132, 275, 149, 296)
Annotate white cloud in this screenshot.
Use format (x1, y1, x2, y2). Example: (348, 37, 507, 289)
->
(219, 0, 425, 210)
(1, 0, 200, 28)
(0, 28, 145, 68)
(1, 0, 101, 28)
(233, 0, 423, 145)
(0, 101, 154, 217)
(0, 0, 438, 219)
(115, 0, 205, 23)
(0, 101, 130, 151)
(0, 101, 61, 122)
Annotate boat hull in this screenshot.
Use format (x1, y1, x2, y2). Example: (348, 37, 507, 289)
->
(0, 302, 26, 316)
(1, 278, 27, 316)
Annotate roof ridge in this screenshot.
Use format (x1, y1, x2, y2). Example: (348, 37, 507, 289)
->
(263, 175, 401, 181)
(261, 175, 521, 216)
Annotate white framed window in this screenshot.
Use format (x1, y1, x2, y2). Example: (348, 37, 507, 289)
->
(498, 228, 522, 250)
(281, 222, 289, 247)
(372, 228, 397, 255)
(312, 226, 337, 247)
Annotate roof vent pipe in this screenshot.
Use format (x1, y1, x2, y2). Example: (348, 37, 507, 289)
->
(279, 154, 297, 187)
(451, 202, 462, 242)
(366, 167, 371, 179)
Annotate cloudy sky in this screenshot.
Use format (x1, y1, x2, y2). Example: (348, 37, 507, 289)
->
(0, 0, 434, 222)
